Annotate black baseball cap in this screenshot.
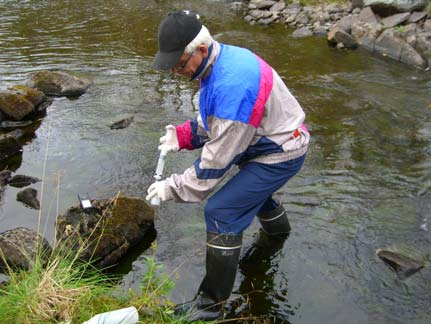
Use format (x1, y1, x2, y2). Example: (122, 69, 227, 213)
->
(153, 10, 202, 70)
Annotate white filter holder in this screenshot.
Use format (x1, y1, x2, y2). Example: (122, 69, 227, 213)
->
(150, 147, 168, 206)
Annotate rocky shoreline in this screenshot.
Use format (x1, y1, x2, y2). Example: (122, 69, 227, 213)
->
(240, 0, 430, 70)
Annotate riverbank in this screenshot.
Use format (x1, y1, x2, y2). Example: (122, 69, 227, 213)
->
(240, 0, 430, 70)
(0, 239, 177, 324)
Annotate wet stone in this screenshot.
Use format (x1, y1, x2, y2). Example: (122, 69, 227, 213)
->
(8, 85, 46, 108)
(292, 26, 313, 38)
(25, 70, 91, 97)
(0, 169, 11, 186)
(0, 91, 34, 121)
(8, 174, 40, 188)
(110, 115, 134, 130)
(0, 131, 23, 162)
(377, 248, 425, 279)
(328, 26, 358, 48)
(16, 187, 40, 209)
(0, 120, 33, 129)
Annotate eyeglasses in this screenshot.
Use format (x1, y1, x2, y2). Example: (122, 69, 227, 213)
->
(173, 49, 196, 71)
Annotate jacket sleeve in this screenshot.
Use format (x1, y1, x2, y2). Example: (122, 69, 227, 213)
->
(164, 117, 256, 202)
(175, 114, 209, 150)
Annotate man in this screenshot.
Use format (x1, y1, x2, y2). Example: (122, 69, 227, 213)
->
(146, 10, 310, 321)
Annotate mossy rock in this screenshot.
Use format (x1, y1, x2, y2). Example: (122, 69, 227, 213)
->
(8, 85, 46, 108)
(26, 70, 91, 97)
(56, 196, 155, 268)
(0, 91, 34, 121)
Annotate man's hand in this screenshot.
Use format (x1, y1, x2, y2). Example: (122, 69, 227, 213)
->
(146, 180, 168, 201)
(159, 125, 179, 152)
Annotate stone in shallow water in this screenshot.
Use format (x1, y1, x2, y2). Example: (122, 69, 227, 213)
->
(292, 27, 313, 38)
(16, 187, 40, 209)
(8, 174, 40, 188)
(0, 120, 33, 129)
(0, 131, 23, 162)
(0, 169, 11, 186)
(376, 248, 424, 279)
(25, 70, 91, 97)
(110, 116, 134, 129)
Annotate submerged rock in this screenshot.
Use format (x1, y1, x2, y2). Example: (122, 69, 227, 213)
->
(8, 174, 40, 188)
(0, 227, 52, 273)
(292, 27, 313, 38)
(0, 130, 23, 162)
(110, 115, 134, 130)
(56, 196, 155, 269)
(26, 70, 91, 97)
(0, 169, 11, 186)
(377, 248, 425, 279)
(16, 188, 40, 209)
(0, 120, 33, 129)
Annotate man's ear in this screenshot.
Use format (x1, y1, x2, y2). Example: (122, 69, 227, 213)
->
(198, 44, 209, 58)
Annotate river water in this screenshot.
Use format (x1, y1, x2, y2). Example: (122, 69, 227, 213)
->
(1, 1, 430, 323)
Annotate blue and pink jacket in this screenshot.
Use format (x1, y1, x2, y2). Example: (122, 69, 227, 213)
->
(164, 42, 310, 202)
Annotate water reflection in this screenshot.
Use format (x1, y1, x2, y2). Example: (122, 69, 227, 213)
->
(227, 231, 294, 323)
(0, 1, 430, 323)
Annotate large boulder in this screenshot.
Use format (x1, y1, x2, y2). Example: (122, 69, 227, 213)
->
(407, 11, 427, 23)
(26, 70, 91, 97)
(416, 32, 431, 66)
(0, 227, 52, 272)
(335, 14, 359, 33)
(56, 196, 155, 269)
(351, 21, 384, 51)
(400, 40, 427, 67)
(253, 0, 277, 10)
(364, 0, 427, 16)
(381, 12, 411, 28)
(358, 6, 380, 25)
(375, 29, 427, 67)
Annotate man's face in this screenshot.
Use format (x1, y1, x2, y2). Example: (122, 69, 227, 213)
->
(170, 45, 207, 79)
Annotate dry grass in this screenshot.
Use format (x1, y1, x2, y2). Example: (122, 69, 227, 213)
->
(25, 259, 90, 323)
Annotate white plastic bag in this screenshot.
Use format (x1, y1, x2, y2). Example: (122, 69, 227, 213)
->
(82, 306, 139, 324)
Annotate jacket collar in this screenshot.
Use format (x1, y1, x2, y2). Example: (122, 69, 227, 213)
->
(190, 41, 219, 81)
